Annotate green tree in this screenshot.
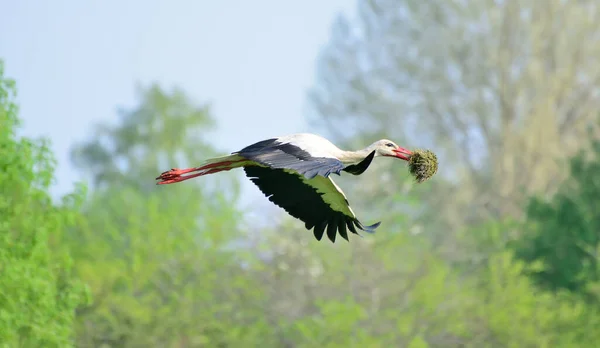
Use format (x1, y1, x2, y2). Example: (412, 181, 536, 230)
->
(252, 220, 469, 347)
(67, 84, 271, 346)
(0, 60, 88, 346)
(515, 129, 600, 300)
(249, 218, 600, 347)
(458, 221, 600, 347)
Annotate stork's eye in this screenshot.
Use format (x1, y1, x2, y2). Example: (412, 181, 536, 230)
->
(386, 142, 395, 147)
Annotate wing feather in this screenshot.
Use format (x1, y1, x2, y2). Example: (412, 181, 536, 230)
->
(243, 165, 380, 242)
(235, 138, 345, 179)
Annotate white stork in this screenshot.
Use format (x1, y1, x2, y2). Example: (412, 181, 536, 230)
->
(156, 133, 413, 242)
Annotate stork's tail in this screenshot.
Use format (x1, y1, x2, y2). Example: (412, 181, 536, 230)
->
(156, 154, 249, 185)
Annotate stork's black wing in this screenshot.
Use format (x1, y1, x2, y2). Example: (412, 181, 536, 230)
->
(234, 138, 344, 179)
(244, 165, 380, 242)
(343, 150, 376, 175)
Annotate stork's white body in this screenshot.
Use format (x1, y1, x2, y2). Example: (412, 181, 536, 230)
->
(156, 133, 412, 242)
(275, 133, 344, 160)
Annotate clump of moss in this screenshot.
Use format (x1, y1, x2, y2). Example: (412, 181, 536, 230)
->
(408, 149, 438, 183)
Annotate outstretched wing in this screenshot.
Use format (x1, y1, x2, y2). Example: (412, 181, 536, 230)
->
(244, 165, 380, 242)
(234, 138, 345, 179)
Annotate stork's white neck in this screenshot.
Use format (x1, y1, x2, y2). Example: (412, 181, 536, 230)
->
(337, 144, 378, 165)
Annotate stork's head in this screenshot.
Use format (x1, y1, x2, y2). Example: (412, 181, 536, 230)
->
(373, 139, 412, 160)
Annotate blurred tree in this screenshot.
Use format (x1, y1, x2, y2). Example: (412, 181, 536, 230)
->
(306, 1, 600, 343)
(467, 243, 600, 347)
(308, 0, 600, 241)
(514, 129, 600, 301)
(70, 84, 230, 193)
(250, 219, 600, 347)
(0, 60, 88, 346)
(253, 221, 470, 347)
(67, 84, 271, 347)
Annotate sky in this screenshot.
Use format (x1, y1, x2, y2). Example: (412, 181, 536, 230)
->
(0, 0, 355, 210)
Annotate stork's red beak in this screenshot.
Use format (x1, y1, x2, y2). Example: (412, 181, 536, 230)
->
(393, 147, 412, 161)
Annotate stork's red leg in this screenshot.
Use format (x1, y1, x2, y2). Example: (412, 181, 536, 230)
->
(156, 159, 247, 185)
(156, 170, 206, 184)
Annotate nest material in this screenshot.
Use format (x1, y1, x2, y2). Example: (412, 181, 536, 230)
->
(408, 149, 438, 183)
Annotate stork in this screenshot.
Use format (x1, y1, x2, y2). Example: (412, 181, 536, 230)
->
(156, 133, 414, 243)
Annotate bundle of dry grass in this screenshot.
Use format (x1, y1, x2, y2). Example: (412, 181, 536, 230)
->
(407, 149, 438, 183)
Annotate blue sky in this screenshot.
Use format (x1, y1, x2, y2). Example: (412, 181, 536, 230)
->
(1, 0, 355, 208)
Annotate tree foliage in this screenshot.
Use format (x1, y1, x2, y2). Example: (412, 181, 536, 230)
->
(0, 61, 88, 346)
(65, 84, 271, 347)
(241, 219, 600, 347)
(515, 128, 600, 301)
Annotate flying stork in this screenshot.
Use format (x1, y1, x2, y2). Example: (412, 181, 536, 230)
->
(156, 133, 414, 243)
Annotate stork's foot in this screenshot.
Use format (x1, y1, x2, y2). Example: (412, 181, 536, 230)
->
(156, 167, 211, 185)
(156, 161, 239, 185)
(156, 168, 181, 180)
(156, 168, 192, 185)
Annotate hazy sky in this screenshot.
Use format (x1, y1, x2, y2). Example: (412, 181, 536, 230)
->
(1, 0, 355, 208)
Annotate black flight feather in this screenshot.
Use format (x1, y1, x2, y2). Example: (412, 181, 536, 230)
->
(243, 165, 379, 242)
(343, 150, 376, 176)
